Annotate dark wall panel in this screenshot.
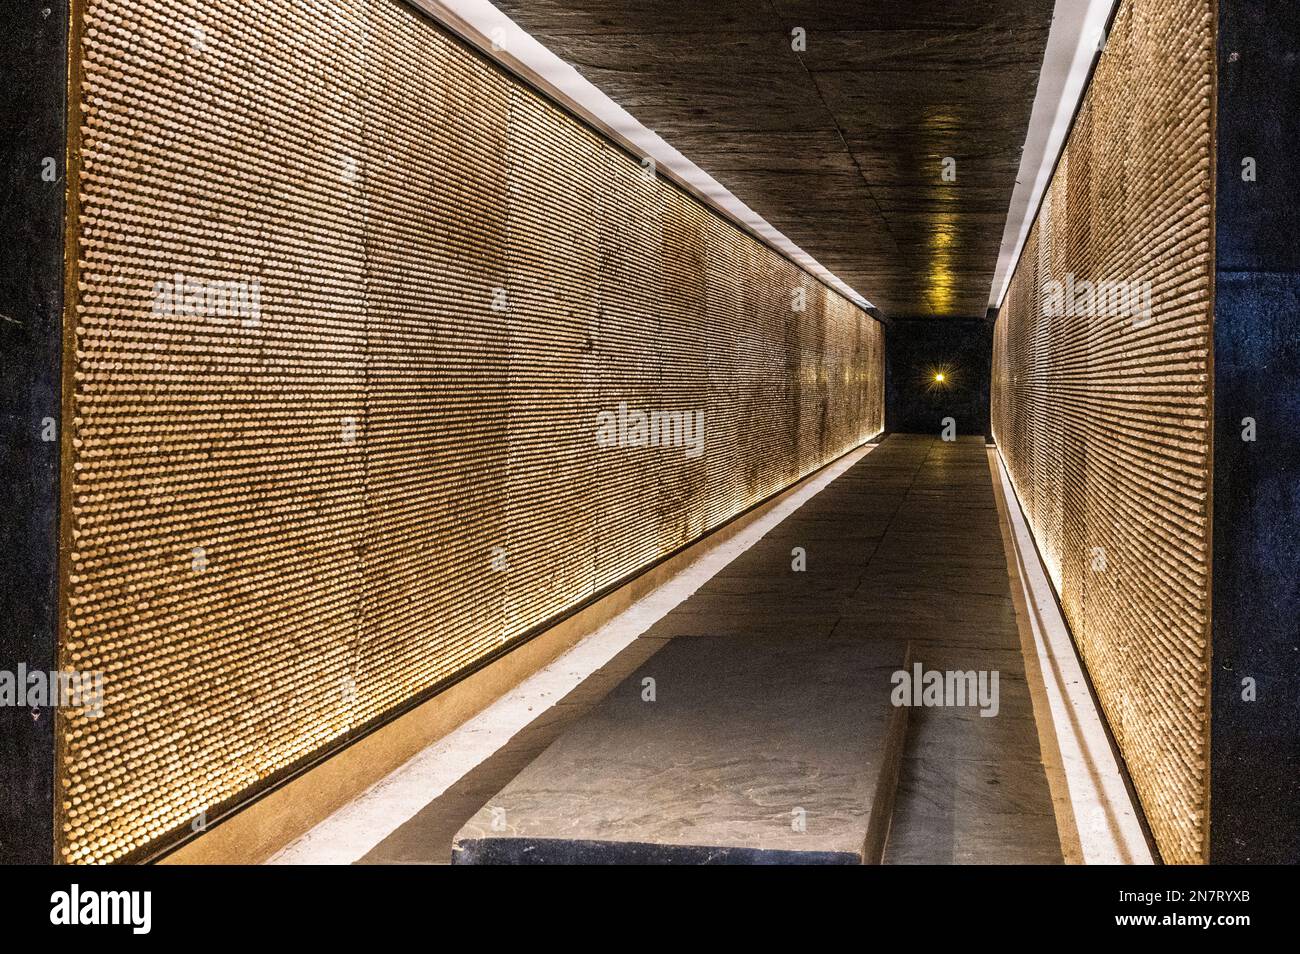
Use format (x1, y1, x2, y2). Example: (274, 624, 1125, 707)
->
(885, 318, 992, 437)
(0, 0, 67, 865)
(1210, 0, 1300, 864)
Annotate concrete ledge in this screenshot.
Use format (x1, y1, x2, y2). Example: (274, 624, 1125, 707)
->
(986, 446, 1153, 865)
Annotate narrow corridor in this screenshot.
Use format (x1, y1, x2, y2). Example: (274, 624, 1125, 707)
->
(5, 0, 1296, 890)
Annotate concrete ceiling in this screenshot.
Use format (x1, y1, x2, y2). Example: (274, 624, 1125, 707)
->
(492, 0, 1056, 319)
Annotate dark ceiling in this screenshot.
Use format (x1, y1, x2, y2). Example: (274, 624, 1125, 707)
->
(493, 0, 1055, 318)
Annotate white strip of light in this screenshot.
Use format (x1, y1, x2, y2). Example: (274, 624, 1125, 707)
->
(405, 0, 874, 311)
(989, 0, 1117, 311)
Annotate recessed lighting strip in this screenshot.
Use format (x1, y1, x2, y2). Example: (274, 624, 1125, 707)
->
(989, 0, 1119, 312)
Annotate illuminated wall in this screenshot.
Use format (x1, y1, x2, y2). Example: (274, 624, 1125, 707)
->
(991, 0, 1213, 863)
(61, 0, 884, 863)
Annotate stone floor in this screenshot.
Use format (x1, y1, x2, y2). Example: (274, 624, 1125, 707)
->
(358, 433, 1064, 864)
(452, 634, 907, 863)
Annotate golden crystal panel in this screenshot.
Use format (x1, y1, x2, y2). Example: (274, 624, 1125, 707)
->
(63, 0, 884, 863)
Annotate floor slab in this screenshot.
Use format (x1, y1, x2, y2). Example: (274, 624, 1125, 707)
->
(451, 635, 909, 864)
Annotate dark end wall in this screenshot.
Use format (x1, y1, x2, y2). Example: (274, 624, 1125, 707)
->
(1211, 0, 1300, 864)
(885, 318, 992, 438)
(0, 2, 67, 863)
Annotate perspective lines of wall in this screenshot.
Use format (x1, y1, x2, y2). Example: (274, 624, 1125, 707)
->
(992, 0, 1213, 864)
(61, 0, 884, 863)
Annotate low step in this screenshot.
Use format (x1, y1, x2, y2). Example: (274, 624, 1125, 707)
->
(453, 635, 911, 864)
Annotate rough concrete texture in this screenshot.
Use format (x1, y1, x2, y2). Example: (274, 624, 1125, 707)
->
(494, 0, 1055, 318)
(0, 0, 66, 866)
(452, 636, 907, 864)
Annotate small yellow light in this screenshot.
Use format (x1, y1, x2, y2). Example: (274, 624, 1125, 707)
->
(934, 373, 945, 383)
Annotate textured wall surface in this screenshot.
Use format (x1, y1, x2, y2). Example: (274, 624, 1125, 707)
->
(61, 0, 883, 863)
(991, 0, 1214, 863)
